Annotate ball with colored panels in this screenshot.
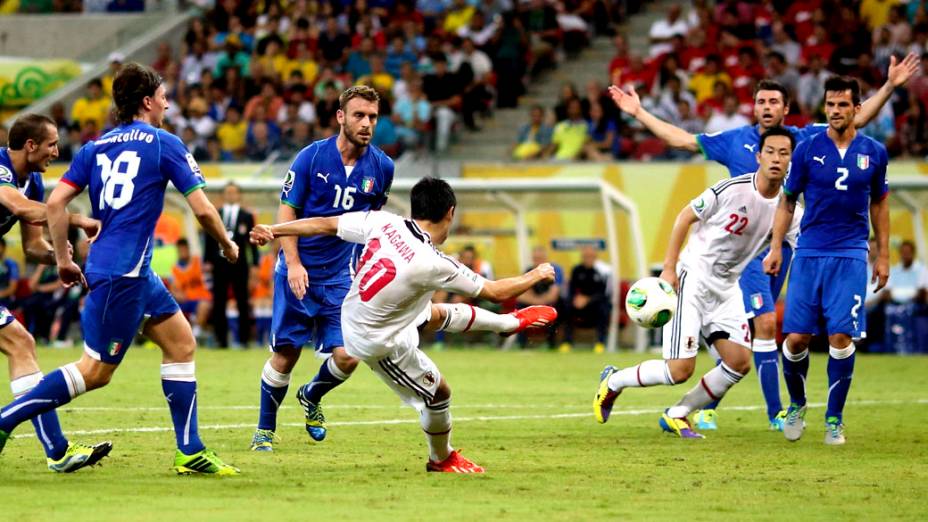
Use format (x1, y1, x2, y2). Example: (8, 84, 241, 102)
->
(625, 277, 677, 328)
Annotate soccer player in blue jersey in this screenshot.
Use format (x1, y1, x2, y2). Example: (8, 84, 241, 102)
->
(764, 76, 890, 445)
(0, 114, 111, 472)
(251, 85, 395, 451)
(0, 63, 242, 475)
(608, 53, 917, 431)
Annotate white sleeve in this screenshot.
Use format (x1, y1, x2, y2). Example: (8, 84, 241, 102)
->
(336, 211, 374, 244)
(690, 186, 719, 222)
(785, 204, 804, 249)
(431, 252, 485, 297)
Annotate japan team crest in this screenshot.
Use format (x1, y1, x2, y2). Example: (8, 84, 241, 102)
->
(856, 154, 870, 170)
(360, 176, 375, 194)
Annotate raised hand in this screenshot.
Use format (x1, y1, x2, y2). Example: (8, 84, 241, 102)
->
(608, 84, 642, 117)
(887, 52, 920, 88)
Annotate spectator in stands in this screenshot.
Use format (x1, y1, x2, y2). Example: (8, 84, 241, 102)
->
(70, 78, 110, 132)
(547, 98, 589, 160)
(186, 96, 217, 142)
(319, 16, 351, 67)
(422, 54, 462, 152)
(315, 81, 342, 136)
(492, 10, 528, 108)
(182, 127, 209, 162)
(0, 238, 19, 310)
(900, 97, 928, 157)
(516, 246, 564, 349)
(885, 241, 927, 304)
(244, 80, 285, 123)
(444, 0, 476, 33)
(688, 54, 732, 103)
(705, 93, 751, 134)
(214, 36, 251, 78)
(561, 245, 611, 353)
(584, 103, 619, 161)
(458, 9, 497, 48)
(171, 238, 212, 341)
(23, 265, 59, 344)
(522, 0, 560, 74)
(798, 53, 830, 116)
(385, 35, 418, 78)
(554, 82, 581, 122)
(770, 20, 802, 66)
(204, 182, 258, 348)
(394, 79, 432, 153)
(459, 244, 494, 280)
(251, 243, 277, 347)
(282, 120, 312, 157)
(277, 84, 316, 127)
(102, 52, 124, 96)
(217, 105, 247, 159)
(652, 75, 697, 123)
(346, 36, 376, 81)
(358, 54, 395, 93)
(246, 120, 280, 161)
(205, 136, 231, 162)
(766, 52, 800, 101)
(608, 34, 630, 79)
(512, 104, 553, 161)
(450, 37, 494, 131)
(648, 4, 688, 58)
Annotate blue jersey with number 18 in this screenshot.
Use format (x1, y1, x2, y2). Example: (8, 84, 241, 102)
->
(279, 136, 394, 284)
(62, 121, 206, 277)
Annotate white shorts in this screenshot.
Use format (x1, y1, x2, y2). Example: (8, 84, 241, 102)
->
(662, 269, 751, 360)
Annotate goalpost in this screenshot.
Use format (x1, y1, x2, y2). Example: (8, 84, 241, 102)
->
(888, 177, 928, 265)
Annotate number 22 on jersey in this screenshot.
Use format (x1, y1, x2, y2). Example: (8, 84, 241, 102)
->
(96, 151, 140, 210)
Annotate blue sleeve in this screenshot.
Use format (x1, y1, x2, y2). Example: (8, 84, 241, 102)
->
(281, 144, 316, 209)
(8, 259, 18, 281)
(160, 131, 206, 196)
(62, 144, 92, 190)
(696, 128, 738, 163)
(784, 139, 809, 197)
(872, 144, 889, 200)
(375, 153, 394, 210)
(30, 173, 45, 202)
(792, 123, 828, 142)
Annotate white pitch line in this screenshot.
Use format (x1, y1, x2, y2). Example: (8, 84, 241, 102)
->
(53, 404, 589, 412)
(10, 398, 926, 440)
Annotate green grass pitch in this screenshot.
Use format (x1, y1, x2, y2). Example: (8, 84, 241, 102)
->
(1, 346, 926, 521)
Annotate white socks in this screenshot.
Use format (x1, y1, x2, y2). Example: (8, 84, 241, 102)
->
(436, 303, 519, 333)
(420, 398, 453, 462)
(61, 363, 87, 399)
(752, 338, 777, 352)
(261, 360, 292, 388)
(829, 344, 855, 359)
(161, 362, 196, 382)
(783, 340, 809, 362)
(325, 357, 349, 381)
(666, 362, 745, 418)
(608, 360, 674, 391)
(10, 371, 43, 398)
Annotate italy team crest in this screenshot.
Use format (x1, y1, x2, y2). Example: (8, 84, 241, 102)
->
(750, 293, 764, 310)
(361, 176, 375, 193)
(857, 154, 870, 170)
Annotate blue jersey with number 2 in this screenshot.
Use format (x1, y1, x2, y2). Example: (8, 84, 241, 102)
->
(697, 124, 828, 178)
(63, 121, 206, 277)
(279, 136, 394, 284)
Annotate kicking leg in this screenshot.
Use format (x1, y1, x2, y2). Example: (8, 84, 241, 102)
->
(145, 311, 238, 475)
(297, 346, 356, 442)
(426, 302, 556, 335)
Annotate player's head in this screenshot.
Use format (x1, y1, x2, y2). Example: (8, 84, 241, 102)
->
(823, 75, 861, 133)
(223, 181, 241, 204)
(410, 176, 456, 244)
(176, 237, 190, 262)
(113, 62, 167, 127)
(756, 127, 795, 183)
(337, 85, 379, 148)
(753, 79, 790, 129)
(8, 113, 59, 173)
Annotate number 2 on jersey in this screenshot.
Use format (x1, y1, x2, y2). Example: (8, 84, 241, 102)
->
(356, 238, 396, 301)
(724, 213, 748, 235)
(96, 151, 140, 210)
(835, 167, 849, 191)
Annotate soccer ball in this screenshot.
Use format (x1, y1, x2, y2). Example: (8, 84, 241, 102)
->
(625, 277, 677, 328)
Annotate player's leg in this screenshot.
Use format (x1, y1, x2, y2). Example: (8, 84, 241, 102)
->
(426, 302, 557, 335)
(820, 257, 867, 445)
(752, 312, 785, 429)
(253, 273, 310, 450)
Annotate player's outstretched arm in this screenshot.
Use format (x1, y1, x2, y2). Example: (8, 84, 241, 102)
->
(660, 206, 699, 290)
(870, 195, 890, 291)
(186, 189, 239, 264)
(47, 182, 86, 287)
(607, 85, 699, 151)
(251, 216, 340, 245)
(478, 263, 556, 303)
(0, 185, 48, 224)
(855, 52, 920, 128)
(763, 193, 797, 276)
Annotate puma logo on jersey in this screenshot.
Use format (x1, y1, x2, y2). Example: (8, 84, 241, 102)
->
(743, 144, 757, 152)
(813, 155, 826, 165)
(316, 172, 331, 183)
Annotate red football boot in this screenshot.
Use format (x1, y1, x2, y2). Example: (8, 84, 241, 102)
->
(502, 305, 558, 337)
(426, 450, 485, 473)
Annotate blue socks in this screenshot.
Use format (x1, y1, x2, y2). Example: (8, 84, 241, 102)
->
(10, 372, 69, 460)
(161, 363, 204, 455)
(1, 364, 84, 438)
(302, 357, 349, 405)
(826, 344, 856, 423)
(781, 342, 809, 407)
(257, 360, 291, 431)
(752, 339, 783, 421)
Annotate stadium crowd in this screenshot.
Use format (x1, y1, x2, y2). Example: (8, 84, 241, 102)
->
(45, 0, 625, 161)
(512, 0, 928, 161)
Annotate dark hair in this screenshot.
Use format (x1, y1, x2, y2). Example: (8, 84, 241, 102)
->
(759, 126, 796, 151)
(0, 237, 6, 248)
(112, 62, 163, 125)
(900, 239, 916, 250)
(176, 238, 189, 248)
(338, 85, 380, 111)
(411, 177, 456, 223)
(824, 75, 861, 105)
(754, 79, 790, 105)
(88, 78, 103, 89)
(8, 113, 54, 150)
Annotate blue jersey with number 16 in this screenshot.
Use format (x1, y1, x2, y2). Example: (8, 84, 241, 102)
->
(62, 121, 206, 277)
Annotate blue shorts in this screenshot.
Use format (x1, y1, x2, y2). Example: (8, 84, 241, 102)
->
(739, 245, 792, 318)
(179, 300, 203, 316)
(82, 270, 180, 365)
(270, 271, 348, 354)
(783, 256, 867, 338)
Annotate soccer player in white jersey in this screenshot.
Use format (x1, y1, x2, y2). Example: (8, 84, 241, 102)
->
(251, 177, 557, 472)
(593, 127, 802, 438)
